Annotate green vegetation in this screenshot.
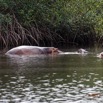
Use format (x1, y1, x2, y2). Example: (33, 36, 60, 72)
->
(0, 0, 103, 48)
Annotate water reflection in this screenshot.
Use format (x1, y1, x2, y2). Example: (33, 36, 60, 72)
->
(0, 53, 103, 102)
(0, 71, 103, 103)
(5, 55, 60, 74)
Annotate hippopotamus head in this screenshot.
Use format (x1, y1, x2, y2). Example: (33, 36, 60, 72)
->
(42, 47, 62, 54)
(97, 52, 103, 58)
(78, 48, 88, 54)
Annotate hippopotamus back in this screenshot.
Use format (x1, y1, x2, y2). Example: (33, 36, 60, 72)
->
(5, 46, 61, 56)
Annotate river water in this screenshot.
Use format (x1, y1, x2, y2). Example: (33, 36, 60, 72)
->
(0, 49, 103, 103)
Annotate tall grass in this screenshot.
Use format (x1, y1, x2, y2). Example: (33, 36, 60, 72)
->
(0, 0, 103, 49)
(0, 14, 63, 49)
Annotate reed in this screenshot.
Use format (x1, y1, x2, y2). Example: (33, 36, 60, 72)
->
(0, 14, 64, 49)
(0, 0, 103, 49)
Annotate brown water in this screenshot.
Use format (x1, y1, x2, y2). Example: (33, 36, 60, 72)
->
(0, 49, 103, 103)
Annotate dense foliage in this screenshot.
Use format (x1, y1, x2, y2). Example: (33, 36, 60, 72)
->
(0, 0, 103, 48)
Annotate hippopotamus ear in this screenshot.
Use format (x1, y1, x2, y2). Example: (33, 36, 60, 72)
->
(52, 48, 58, 52)
(52, 47, 62, 53)
(52, 47, 63, 53)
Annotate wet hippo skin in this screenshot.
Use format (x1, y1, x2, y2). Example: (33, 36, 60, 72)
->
(5, 45, 62, 56)
(97, 52, 103, 58)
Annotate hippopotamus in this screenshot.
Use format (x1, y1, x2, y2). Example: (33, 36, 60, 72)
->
(58, 48, 88, 55)
(5, 45, 62, 56)
(97, 52, 103, 58)
(77, 48, 88, 54)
